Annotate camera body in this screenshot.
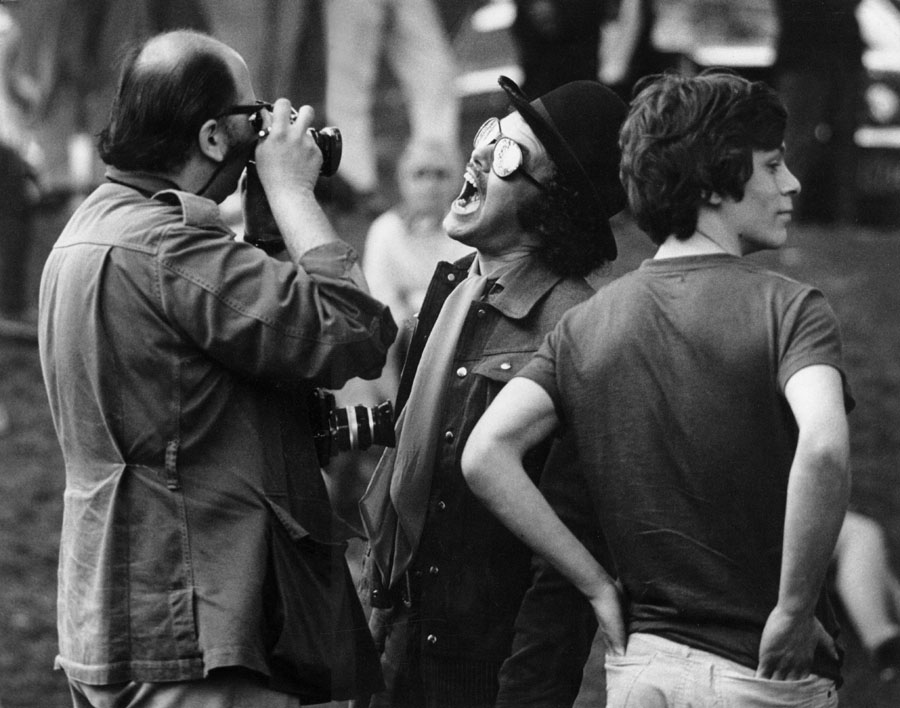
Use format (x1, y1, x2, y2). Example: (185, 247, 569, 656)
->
(310, 388, 396, 467)
(242, 125, 342, 252)
(309, 126, 342, 177)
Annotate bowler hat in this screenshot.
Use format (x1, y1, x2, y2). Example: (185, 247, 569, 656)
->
(499, 75, 627, 260)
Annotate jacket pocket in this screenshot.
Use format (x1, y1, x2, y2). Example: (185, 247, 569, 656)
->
(471, 351, 537, 408)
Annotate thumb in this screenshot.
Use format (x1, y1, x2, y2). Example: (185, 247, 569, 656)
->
(815, 619, 838, 661)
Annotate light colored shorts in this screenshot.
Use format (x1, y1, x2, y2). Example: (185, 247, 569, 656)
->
(604, 633, 839, 708)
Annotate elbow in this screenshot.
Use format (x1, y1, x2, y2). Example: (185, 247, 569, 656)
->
(803, 434, 852, 500)
(461, 428, 495, 494)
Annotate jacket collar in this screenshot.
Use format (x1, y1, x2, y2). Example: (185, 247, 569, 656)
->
(105, 166, 187, 198)
(481, 253, 564, 320)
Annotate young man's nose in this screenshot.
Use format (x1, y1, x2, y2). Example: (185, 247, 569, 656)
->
(470, 142, 493, 172)
(782, 166, 801, 195)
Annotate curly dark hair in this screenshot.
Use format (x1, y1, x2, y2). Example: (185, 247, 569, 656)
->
(98, 31, 239, 173)
(619, 70, 788, 245)
(516, 173, 612, 278)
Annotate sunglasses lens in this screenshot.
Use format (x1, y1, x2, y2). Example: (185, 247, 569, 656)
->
(492, 138, 522, 178)
(474, 117, 500, 149)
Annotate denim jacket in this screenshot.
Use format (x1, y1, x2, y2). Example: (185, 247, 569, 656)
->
(38, 170, 394, 700)
(378, 252, 599, 703)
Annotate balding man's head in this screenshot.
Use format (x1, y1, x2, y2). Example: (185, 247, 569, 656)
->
(98, 30, 244, 173)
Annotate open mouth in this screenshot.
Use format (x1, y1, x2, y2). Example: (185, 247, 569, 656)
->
(452, 170, 481, 215)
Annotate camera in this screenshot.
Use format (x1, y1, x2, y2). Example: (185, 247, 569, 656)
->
(242, 125, 343, 253)
(309, 127, 342, 177)
(310, 388, 396, 467)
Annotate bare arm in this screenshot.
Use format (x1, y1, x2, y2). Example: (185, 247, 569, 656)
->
(461, 377, 625, 654)
(757, 364, 850, 679)
(253, 100, 344, 261)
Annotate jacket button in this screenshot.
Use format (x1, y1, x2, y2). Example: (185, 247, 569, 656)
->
(447, 273, 456, 282)
(437, 500, 446, 511)
(456, 366, 467, 377)
(429, 565, 439, 575)
(500, 362, 511, 370)
(427, 634, 438, 645)
(444, 430, 454, 442)
(476, 307, 486, 318)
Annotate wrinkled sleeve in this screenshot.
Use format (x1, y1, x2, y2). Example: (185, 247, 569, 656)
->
(496, 429, 609, 708)
(157, 231, 397, 388)
(777, 287, 854, 412)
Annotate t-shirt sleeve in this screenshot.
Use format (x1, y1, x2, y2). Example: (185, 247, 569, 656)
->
(778, 287, 855, 412)
(516, 324, 566, 421)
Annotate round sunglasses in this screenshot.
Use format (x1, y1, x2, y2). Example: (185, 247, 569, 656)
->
(473, 117, 546, 191)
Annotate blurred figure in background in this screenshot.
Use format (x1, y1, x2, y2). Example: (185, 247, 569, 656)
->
(599, 0, 671, 100)
(511, 0, 617, 97)
(324, 0, 459, 215)
(773, 0, 864, 225)
(362, 138, 473, 402)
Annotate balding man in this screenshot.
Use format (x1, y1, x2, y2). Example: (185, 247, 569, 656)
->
(38, 30, 395, 707)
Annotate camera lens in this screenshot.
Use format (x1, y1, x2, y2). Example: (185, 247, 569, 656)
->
(310, 127, 343, 177)
(330, 401, 395, 453)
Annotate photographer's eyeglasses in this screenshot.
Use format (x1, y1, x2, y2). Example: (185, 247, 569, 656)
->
(474, 117, 546, 191)
(216, 100, 296, 137)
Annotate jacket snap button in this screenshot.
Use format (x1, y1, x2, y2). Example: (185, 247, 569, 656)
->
(476, 308, 486, 318)
(429, 565, 439, 575)
(437, 500, 446, 510)
(500, 362, 511, 370)
(444, 430, 454, 442)
(427, 634, 438, 644)
(456, 366, 467, 377)
(447, 273, 456, 282)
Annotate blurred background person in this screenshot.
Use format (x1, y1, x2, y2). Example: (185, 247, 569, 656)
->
(773, 0, 864, 225)
(599, 0, 671, 100)
(324, 0, 460, 216)
(362, 138, 473, 402)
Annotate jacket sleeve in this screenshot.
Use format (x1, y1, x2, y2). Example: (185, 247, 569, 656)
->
(495, 429, 609, 708)
(158, 232, 397, 389)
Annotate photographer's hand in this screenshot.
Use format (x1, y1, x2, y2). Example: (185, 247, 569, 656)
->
(255, 100, 321, 194)
(253, 99, 339, 259)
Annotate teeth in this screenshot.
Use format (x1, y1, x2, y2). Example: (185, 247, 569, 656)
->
(452, 172, 481, 215)
(459, 172, 479, 202)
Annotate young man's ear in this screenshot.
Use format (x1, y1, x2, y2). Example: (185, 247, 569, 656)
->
(198, 119, 227, 163)
(701, 189, 724, 206)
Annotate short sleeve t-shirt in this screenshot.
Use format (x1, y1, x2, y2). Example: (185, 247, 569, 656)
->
(518, 253, 851, 680)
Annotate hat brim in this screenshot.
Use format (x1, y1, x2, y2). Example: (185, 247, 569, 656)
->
(498, 76, 617, 261)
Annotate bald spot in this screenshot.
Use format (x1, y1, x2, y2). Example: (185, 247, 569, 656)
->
(136, 30, 240, 74)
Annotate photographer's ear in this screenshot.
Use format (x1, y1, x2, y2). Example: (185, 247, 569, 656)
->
(198, 118, 228, 163)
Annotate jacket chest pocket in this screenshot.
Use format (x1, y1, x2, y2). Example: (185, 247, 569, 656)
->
(471, 351, 535, 409)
